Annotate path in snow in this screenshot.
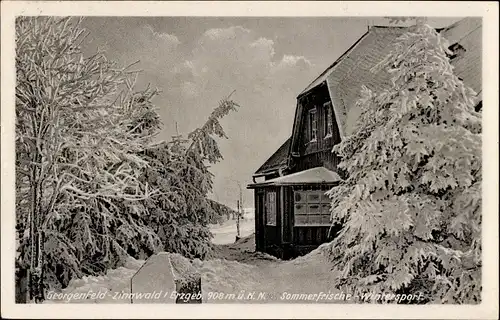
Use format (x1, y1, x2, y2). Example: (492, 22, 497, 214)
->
(209, 209, 255, 245)
(46, 232, 343, 304)
(208, 233, 343, 303)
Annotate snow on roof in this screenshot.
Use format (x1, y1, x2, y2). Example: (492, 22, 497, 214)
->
(321, 27, 408, 137)
(248, 166, 341, 188)
(440, 17, 482, 97)
(298, 20, 482, 138)
(253, 19, 482, 184)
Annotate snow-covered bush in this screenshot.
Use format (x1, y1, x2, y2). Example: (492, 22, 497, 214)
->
(327, 23, 481, 304)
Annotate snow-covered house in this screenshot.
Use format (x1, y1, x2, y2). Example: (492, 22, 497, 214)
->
(248, 18, 482, 260)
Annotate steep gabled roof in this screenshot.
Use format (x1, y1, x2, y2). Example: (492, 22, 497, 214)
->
(298, 27, 375, 96)
(254, 137, 291, 176)
(298, 26, 409, 140)
(440, 17, 482, 98)
(299, 20, 482, 139)
(253, 18, 482, 178)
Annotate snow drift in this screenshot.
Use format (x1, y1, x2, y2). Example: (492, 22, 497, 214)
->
(45, 235, 341, 304)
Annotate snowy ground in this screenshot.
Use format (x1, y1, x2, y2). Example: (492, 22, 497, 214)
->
(45, 235, 345, 304)
(209, 208, 255, 245)
(45, 208, 346, 304)
(207, 234, 344, 304)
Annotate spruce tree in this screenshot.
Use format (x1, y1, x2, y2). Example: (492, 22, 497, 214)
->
(327, 22, 481, 304)
(139, 95, 240, 259)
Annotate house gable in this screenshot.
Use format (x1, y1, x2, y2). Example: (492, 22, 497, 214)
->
(252, 18, 482, 180)
(288, 83, 342, 174)
(248, 18, 482, 260)
(288, 26, 407, 174)
(289, 19, 482, 170)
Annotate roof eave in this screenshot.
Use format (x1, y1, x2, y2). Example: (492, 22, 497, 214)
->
(253, 137, 292, 176)
(247, 181, 341, 189)
(253, 165, 288, 177)
(297, 27, 373, 97)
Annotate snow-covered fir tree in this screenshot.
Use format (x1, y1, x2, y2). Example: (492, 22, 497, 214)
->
(326, 22, 481, 304)
(15, 16, 239, 303)
(138, 96, 240, 259)
(15, 17, 163, 302)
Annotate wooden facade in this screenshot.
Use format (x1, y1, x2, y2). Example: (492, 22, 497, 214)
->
(289, 83, 342, 175)
(252, 184, 343, 259)
(250, 27, 415, 259)
(249, 168, 342, 259)
(249, 62, 345, 260)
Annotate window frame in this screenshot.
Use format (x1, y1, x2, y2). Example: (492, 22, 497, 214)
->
(324, 102, 333, 139)
(293, 190, 331, 227)
(266, 191, 277, 226)
(308, 108, 317, 142)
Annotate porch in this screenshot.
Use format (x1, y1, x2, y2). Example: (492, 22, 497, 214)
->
(247, 167, 343, 259)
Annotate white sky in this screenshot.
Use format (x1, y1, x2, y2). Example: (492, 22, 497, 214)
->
(81, 17, 461, 208)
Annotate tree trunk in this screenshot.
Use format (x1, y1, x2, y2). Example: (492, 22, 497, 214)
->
(28, 160, 45, 303)
(29, 230, 45, 303)
(15, 267, 28, 303)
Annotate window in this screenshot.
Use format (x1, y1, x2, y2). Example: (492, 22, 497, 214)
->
(294, 190, 331, 226)
(447, 43, 466, 62)
(324, 102, 333, 138)
(266, 191, 277, 226)
(308, 108, 317, 142)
